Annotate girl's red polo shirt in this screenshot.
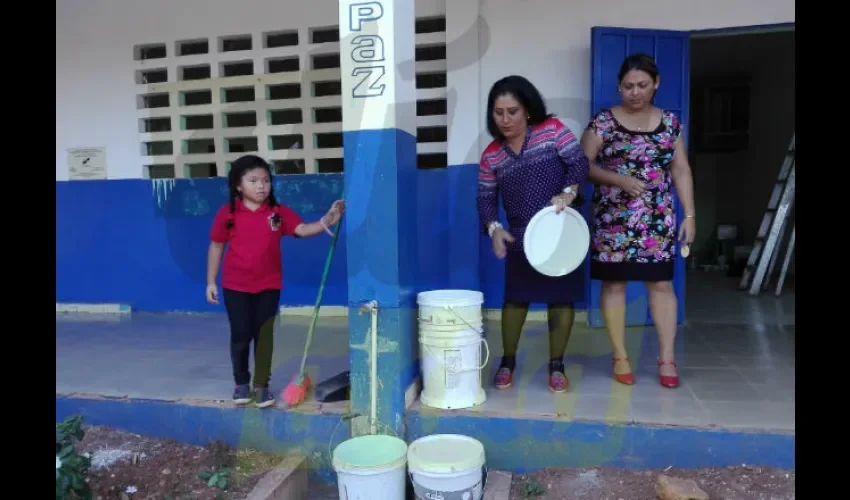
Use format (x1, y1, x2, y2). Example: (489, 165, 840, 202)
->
(210, 199, 303, 293)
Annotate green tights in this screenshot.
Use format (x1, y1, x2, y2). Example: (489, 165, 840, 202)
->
(499, 302, 576, 372)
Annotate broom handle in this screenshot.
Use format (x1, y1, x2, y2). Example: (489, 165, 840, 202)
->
(298, 207, 343, 376)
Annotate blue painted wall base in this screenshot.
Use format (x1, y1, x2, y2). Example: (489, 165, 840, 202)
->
(56, 166, 598, 314)
(56, 176, 347, 312)
(56, 395, 794, 486)
(406, 410, 795, 471)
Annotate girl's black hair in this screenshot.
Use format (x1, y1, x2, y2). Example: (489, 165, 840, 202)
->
(617, 53, 660, 83)
(226, 154, 279, 229)
(485, 75, 554, 142)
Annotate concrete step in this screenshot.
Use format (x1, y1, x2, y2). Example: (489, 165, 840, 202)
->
(484, 470, 513, 500)
(247, 455, 309, 500)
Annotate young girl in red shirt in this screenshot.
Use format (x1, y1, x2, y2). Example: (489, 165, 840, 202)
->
(206, 155, 345, 408)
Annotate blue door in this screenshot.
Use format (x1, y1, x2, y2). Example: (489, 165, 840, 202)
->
(585, 27, 690, 328)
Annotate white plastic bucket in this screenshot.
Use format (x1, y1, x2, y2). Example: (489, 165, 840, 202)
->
(417, 290, 484, 327)
(332, 434, 409, 500)
(419, 323, 489, 410)
(408, 434, 486, 500)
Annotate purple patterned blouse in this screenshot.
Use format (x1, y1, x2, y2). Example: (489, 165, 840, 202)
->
(477, 117, 590, 251)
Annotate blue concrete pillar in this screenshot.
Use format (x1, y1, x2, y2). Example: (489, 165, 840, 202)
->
(338, 0, 418, 437)
(445, 0, 483, 291)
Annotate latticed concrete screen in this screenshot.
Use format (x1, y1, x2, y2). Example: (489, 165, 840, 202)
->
(134, 16, 450, 179)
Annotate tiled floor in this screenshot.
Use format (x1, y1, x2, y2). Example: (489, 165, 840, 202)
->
(414, 272, 795, 432)
(685, 270, 795, 326)
(56, 272, 794, 433)
(415, 318, 795, 432)
(55, 313, 351, 413)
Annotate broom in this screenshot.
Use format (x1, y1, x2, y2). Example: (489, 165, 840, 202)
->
(281, 209, 343, 408)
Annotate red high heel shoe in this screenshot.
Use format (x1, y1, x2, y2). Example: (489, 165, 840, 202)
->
(657, 359, 680, 388)
(613, 357, 635, 385)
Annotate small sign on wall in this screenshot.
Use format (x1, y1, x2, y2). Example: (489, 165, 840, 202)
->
(67, 147, 107, 180)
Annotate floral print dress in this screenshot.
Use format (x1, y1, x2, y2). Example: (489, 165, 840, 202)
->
(586, 108, 682, 282)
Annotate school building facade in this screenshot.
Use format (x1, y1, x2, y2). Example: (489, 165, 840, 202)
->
(56, 0, 795, 480)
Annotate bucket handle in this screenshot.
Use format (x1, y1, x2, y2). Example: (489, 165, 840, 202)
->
(419, 304, 485, 336)
(446, 305, 484, 335)
(422, 337, 490, 372)
(327, 414, 400, 463)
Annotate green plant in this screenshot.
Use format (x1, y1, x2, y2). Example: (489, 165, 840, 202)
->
(199, 467, 232, 490)
(521, 477, 545, 497)
(56, 415, 92, 500)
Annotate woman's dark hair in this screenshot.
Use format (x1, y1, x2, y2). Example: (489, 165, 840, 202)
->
(226, 154, 278, 229)
(617, 53, 660, 83)
(485, 75, 553, 141)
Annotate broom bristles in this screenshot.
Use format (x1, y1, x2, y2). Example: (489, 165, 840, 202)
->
(281, 373, 312, 407)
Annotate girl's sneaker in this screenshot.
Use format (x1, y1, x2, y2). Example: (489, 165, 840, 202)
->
(255, 387, 275, 408)
(233, 384, 252, 405)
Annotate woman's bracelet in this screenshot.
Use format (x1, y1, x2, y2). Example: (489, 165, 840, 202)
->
(319, 217, 334, 236)
(487, 221, 503, 238)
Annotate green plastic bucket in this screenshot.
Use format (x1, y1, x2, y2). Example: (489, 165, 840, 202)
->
(332, 434, 408, 499)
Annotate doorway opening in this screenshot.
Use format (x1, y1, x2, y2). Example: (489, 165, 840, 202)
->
(684, 25, 795, 325)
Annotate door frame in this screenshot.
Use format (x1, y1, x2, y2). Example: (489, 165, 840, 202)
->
(681, 21, 795, 310)
(690, 22, 795, 39)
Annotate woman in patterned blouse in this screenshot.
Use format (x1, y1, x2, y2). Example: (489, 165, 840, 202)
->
(580, 53, 696, 389)
(477, 75, 590, 393)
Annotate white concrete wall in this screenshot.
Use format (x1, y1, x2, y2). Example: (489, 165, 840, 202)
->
(55, 0, 446, 180)
(57, 0, 794, 179)
(445, 0, 795, 166)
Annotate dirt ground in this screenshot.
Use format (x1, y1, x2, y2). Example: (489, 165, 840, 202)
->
(74, 425, 795, 500)
(510, 466, 795, 500)
(78, 426, 282, 500)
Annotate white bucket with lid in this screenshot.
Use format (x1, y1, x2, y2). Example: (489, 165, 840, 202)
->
(417, 290, 484, 327)
(417, 289, 488, 410)
(407, 434, 486, 500)
(332, 434, 408, 499)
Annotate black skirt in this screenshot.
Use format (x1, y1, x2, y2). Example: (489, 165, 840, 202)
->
(503, 249, 586, 304)
(590, 260, 674, 282)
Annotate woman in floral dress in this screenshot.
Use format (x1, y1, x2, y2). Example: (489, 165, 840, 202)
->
(580, 53, 696, 389)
